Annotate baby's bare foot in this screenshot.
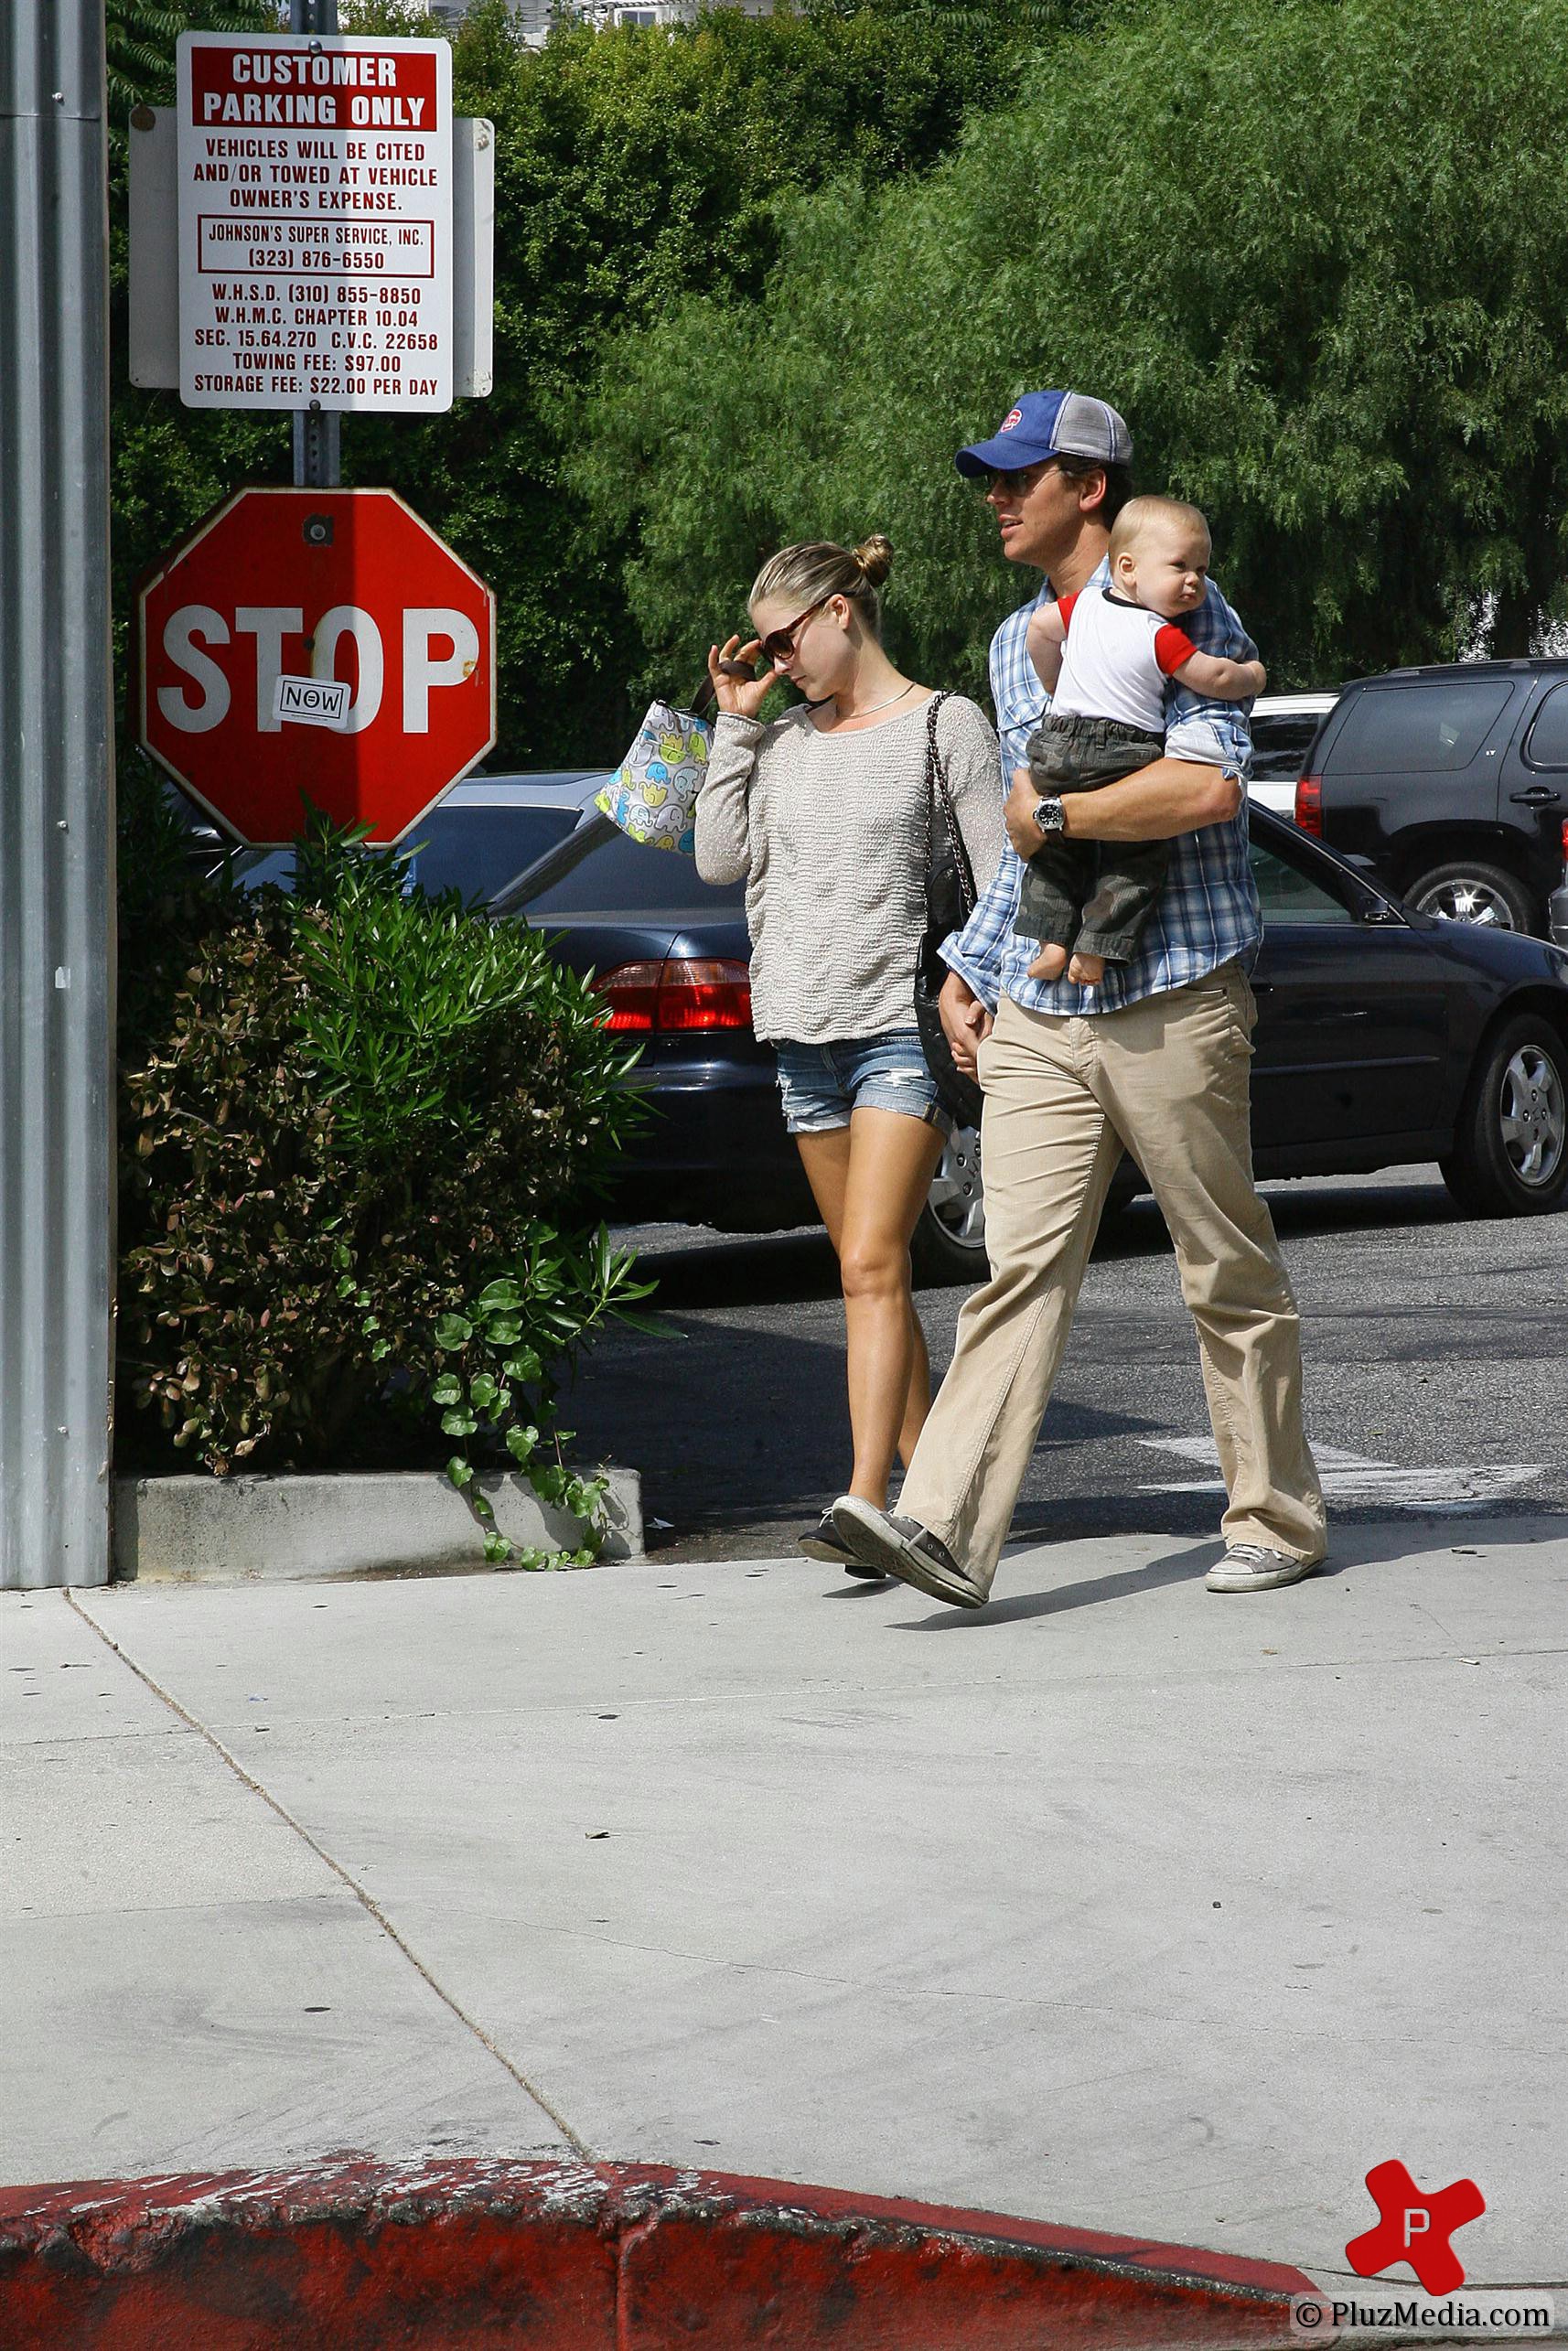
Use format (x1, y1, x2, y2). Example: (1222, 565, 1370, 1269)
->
(1068, 950, 1105, 984)
(1026, 942, 1069, 980)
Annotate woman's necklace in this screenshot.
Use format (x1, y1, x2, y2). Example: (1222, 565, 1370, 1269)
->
(817, 680, 917, 727)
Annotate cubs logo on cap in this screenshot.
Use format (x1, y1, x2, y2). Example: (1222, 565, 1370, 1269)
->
(954, 389, 1133, 478)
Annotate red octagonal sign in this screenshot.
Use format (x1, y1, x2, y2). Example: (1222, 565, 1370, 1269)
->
(139, 487, 496, 847)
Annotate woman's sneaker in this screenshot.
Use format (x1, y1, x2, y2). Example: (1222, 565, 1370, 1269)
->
(799, 1508, 887, 1577)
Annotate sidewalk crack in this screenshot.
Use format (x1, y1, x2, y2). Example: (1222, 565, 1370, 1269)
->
(65, 1591, 590, 2160)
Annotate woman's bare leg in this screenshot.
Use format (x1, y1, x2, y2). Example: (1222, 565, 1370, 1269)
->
(798, 1111, 942, 1504)
(794, 1123, 854, 1259)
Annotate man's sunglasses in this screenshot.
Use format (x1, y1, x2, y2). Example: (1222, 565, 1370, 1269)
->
(757, 598, 828, 666)
(981, 458, 1064, 496)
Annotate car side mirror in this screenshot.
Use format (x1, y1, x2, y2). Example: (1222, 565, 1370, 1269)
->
(1351, 880, 1404, 924)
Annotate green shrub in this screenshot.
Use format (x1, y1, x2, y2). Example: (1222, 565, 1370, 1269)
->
(117, 801, 652, 1563)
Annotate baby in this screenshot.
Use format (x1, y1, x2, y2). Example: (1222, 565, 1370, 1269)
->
(1015, 495, 1265, 984)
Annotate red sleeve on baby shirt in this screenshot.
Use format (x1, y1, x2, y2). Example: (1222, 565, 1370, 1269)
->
(1055, 592, 1079, 633)
(1154, 622, 1198, 675)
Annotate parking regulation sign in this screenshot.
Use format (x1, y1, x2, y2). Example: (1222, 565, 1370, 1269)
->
(175, 32, 453, 413)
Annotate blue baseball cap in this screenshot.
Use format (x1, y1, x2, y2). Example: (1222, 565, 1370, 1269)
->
(954, 390, 1133, 478)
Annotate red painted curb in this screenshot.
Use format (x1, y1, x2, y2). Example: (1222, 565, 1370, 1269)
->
(0, 2158, 1316, 2349)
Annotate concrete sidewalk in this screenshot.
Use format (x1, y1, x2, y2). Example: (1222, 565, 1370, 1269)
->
(3, 1518, 1564, 2303)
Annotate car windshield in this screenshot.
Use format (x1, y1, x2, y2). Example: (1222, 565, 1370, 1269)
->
(227, 803, 582, 903)
(1251, 714, 1326, 783)
(510, 818, 747, 917)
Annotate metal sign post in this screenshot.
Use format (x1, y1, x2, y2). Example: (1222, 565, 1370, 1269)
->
(0, 0, 116, 1587)
(290, 0, 340, 488)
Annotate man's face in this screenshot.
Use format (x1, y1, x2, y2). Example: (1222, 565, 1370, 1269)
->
(983, 457, 1104, 572)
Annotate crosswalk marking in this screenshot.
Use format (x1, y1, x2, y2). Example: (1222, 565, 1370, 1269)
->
(1136, 1437, 1545, 1511)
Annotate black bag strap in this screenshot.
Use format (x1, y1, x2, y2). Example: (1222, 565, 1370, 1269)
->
(925, 691, 976, 915)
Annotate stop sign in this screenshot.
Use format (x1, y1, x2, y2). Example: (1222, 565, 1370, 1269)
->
(138, 487, 495, 846)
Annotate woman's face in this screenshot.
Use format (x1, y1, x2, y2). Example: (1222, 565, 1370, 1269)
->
(751, 593, 854, 702)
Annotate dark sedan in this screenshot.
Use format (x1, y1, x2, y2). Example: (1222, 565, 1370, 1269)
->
(498, 806, 1568, 1281)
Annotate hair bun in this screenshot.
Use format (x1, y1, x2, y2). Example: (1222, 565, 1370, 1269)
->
(853, 534, 893, 590)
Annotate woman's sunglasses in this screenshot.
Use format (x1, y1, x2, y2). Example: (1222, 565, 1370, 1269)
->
(757, 598, 828, 666)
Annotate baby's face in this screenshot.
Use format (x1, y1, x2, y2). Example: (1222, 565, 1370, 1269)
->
(1117, 523, 1212, 619)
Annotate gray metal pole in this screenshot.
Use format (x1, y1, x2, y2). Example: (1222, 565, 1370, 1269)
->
(291, 0, 341, 490)
(0, 0, 115, 1586)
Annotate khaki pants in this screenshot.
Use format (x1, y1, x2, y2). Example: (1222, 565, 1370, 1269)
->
(900, 963, 1326, 1590)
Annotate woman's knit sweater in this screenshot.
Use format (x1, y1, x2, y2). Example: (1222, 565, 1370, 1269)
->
(694, 694, 1004, 1045)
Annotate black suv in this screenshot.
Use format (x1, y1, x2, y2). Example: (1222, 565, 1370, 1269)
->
(1294, 661, 1568, 939)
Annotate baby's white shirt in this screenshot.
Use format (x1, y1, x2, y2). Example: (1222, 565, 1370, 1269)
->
(1047, 586, 1199, 735)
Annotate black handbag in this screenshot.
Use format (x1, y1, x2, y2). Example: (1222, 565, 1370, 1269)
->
(913, 692, 985, 1132)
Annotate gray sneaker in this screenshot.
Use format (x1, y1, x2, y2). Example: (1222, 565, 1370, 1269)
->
(830, 1497, 987, 1610)
(1205, 1543, 1318, 1594)
(799, 1508, 886, 1577)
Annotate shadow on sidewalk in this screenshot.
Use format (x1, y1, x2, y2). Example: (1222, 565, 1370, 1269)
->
(565, 1302, 1176, 1558)
(873, 1514, 1568, 1630)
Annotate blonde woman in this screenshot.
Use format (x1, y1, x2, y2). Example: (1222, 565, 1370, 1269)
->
(696, 537, 1004, 1573)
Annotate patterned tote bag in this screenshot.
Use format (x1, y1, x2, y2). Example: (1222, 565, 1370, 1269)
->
(596, 692, 714, 857)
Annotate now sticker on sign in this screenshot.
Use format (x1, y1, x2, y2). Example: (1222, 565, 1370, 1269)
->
(137, 486, 495, 846)
(274, 672, 350, 727)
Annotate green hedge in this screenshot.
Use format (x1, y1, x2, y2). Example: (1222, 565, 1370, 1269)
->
(117, 774, 653, 1564)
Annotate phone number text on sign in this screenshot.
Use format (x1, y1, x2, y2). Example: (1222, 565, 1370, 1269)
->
(176, 33, 453, 413)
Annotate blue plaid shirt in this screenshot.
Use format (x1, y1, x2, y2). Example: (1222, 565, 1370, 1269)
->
(943, 562, 1261, 1015)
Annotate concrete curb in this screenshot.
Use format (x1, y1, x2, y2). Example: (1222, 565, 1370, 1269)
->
(112, 1467, 643, 1583)
(0, 2158, 1315, 2348)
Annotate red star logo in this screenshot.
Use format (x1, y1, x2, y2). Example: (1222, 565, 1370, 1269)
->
(1344, 2160, 1485, 2296)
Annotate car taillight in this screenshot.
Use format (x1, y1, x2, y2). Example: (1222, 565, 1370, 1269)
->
(592, 960, 663, 1030)
(1294, 774, 1323, 836)
(594, 957, 752, 1033)
(656, 959, 754, 1031)
(1561, 817, 1568, 866)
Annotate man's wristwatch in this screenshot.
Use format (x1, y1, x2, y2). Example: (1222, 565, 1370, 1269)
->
(1031, 795, 1068, 836)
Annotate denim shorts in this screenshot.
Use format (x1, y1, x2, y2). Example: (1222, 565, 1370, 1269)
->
(773, 1030, 950, 1136)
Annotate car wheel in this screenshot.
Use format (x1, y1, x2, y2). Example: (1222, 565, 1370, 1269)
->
(911, 1122, 987, 1285)
(1406, 860, 1539, 933)
(1440, 1014, 1568, 1217)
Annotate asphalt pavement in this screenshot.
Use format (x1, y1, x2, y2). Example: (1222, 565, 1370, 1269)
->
(567, 1169, 1568, 1562)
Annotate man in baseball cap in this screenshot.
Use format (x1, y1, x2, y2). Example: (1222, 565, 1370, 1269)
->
(953, 388, 1133, 477)
(831, 392, 1326, 1610)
